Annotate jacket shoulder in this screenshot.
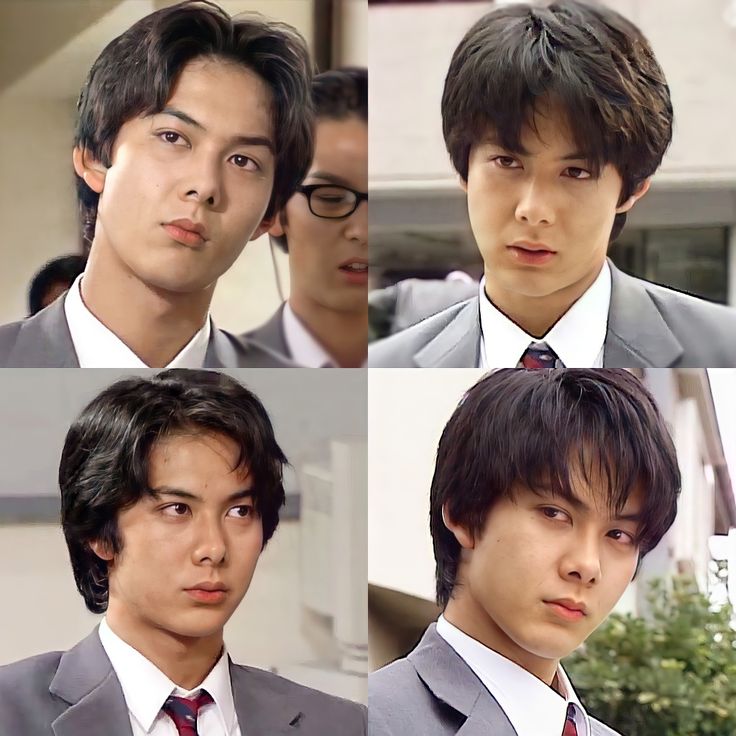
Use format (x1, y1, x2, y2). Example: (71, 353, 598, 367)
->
(233, 664, 366, 732)
(0, 651, 65, 728)
(0, 319, 23, 366)
(368, 299, 472, 367)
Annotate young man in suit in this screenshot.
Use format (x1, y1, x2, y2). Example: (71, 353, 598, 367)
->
(0, 369, 365, 735)
(369, 369, 681, 736)
(369, 0, 736, 368)
(245, 68, 368, 368)
(0, 0, 312, 368)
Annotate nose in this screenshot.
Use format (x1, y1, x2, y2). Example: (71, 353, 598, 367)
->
(180, 153, 223, 210)
(560, 531, 601, 585)
(344, 198, 367, 247)
(192, 515, 227, 566)
(514, 177, 555, 227)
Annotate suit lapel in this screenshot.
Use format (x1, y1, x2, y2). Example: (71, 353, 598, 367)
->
(230, 663, 304, 735)
(247, 304, 291, 358)
(409, 625, 517, 736)
(49, 629, 133, 736)
(414, 299, 481, 367)
(605, 262, 683, 367)
(6, 296, 79, 367)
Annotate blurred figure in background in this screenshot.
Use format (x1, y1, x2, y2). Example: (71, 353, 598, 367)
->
(28, 254, 87, 316)
(246, 68, 368, 367)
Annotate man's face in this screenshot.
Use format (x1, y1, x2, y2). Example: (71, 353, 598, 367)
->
(101, 432, 264, 641)
(274, 115, 368, 314)
(463, 101, 642, 307)
(446, 475, 642, 680)
(84, 57, 275, 294)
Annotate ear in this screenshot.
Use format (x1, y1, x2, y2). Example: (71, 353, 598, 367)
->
(72, 146, 108, 194)
(89, 539, 114, 562)
(267, 212, 286, 238)
(458, 174, 468, 194)
(615, 178, 651, 214)
(442, 503, 475, 550)
(248, 215, 278, 242)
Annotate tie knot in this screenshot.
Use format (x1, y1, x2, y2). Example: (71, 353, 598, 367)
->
(563, 703, 578, 736)
(162, 690, 214, 735)
(518, 340, 563, 369)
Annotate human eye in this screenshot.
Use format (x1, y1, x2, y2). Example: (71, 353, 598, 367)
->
(160, 502, 190, 517)
(607, 528, 637, 546)
(157, 130, 189, 146)
(540, 506, 570, 522)
(226, 504, 255, 519)
(229, 154, 260, 171)
(563, 166, 592, 180)
(491, 155, 522, 169)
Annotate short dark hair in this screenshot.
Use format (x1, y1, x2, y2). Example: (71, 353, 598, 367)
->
(60, 369, 287, 614)
(75, 0, 314, 246)
(28, 254, 87, 315)
(431, 369, 681, 608)
(271, 66, 368, 252)
(441, 0, 673, 242)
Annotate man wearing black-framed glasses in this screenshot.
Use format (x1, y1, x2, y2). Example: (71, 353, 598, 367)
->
(244, 68, 368, 368)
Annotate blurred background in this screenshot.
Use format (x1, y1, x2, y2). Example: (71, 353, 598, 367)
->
(368, 368, 736, 731)
(0, 368, 367, 703)
(369, 0, 736, 329)
(0, 0, 367, 329)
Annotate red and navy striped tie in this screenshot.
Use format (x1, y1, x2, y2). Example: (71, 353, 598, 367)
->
(563, 703, 579, 736)
(162, 690, 214, 736)
(517, 341, 564, 368)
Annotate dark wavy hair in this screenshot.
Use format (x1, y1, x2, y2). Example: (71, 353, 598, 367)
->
(431, 369, 681, 608)
(60, 369, 287, 614)
(75, 0, 314, 247)
(442, 0, 673, 242)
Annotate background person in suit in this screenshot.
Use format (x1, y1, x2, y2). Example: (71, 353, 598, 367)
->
(245, 68, 368, 368)
(0, 0, 312, 368)
(369, 369, 681, 736)
(369, 0, 736, 368)
(0, 369, 365, 735)
(27, 254, 87, 316)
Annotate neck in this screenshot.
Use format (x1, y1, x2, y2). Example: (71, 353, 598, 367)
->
(484, 263, 603, 338)
(82, 241, 212, 367)
(288, 295, 367, 368)
(443, 595, 559, 686)
(106, 606, 223, 690)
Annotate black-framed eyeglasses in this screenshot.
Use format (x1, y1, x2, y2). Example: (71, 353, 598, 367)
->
(297, 184, 368, 219)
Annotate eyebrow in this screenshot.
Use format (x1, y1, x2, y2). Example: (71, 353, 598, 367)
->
(159, 107, 274, 152)
(150, 486, 255, 503)
(305, 171, 358, 188)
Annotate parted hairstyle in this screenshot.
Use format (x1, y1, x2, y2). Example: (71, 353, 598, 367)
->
(431, 369, 681, 608)
(75, 0, 314, 248)
(271, 66, 368, 252)
(60, 369, 287, 614)
(441, 0, 673, 242)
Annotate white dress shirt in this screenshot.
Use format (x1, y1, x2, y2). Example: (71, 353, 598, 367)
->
(282, 301, 337, 367)
(98, 618, 241, 736)
(479, 261, 611, 369)
(436, 615, 591, 736)
(64, 274, 211, 368)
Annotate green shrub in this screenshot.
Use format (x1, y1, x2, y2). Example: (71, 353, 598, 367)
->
(565, 577, 736, 736)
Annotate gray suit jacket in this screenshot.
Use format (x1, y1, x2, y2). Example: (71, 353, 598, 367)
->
(368, 261, 736, 368)
(369, 624, 619, 736)
(243, 303, 292, 360)
(0, 296, 298, 368)
(0, 629, 366, 736)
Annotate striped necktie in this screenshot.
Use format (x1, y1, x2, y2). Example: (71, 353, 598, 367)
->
(517, 340, 564, 368)
(161, 690, 214, 736)
(563, 703, 579, 736)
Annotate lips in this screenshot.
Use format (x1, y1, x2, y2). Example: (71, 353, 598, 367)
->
(545, 598, 587, 615)
(163, 218, 209, 247)
(507, 241, 556, 266)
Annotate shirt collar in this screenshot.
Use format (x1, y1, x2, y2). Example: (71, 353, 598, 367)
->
(479, 260, 611, 368)
(436, 615, 591, 736)
(98, 617, 238, 734)
(64, 273, 211, 368)
(282, 301, 336, 368)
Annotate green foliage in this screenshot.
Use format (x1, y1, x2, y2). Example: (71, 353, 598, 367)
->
(564, 577, 736, 736)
